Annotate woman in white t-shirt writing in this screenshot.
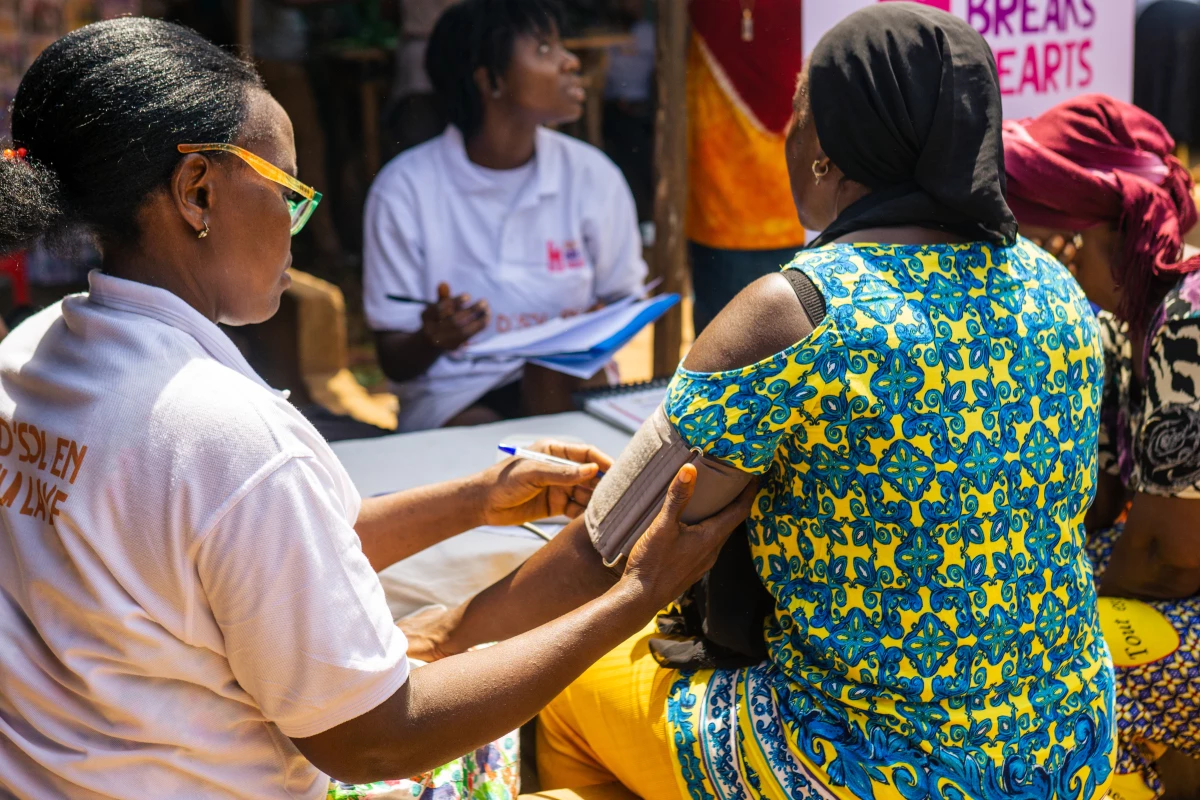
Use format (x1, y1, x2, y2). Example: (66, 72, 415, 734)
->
(0, 18, 752, 799)
(364, 0, 648, 432)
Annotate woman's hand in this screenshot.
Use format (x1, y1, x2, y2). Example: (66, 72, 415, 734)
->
(401, 464, 759, 663)
(421, 282, 490, 351)
(478, 440, 614, 526)
(356, 442, 608, 572)
(618, 464, 759, 611)
(398, 605, 463, 663)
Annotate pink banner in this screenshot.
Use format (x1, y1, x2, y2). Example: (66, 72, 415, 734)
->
(802, 0, 1134, 119)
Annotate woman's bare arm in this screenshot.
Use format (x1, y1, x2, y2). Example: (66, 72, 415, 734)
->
(683, 273, 814, 372)
(400, 515, 623, 660)
(292, 469, 757, 784)
(355, 441, 611, 572)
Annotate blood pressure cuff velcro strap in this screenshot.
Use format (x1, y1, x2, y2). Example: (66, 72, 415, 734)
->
(584, 405, 751, 568)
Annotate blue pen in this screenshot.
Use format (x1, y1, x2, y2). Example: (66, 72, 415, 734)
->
(498, 445, 606, 478)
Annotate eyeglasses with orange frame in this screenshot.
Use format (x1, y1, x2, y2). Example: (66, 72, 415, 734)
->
(177, 143, 322, 236)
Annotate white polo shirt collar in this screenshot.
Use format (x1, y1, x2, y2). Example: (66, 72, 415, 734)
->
(440, 124, 560, 204)
(85, 269, 289, 399)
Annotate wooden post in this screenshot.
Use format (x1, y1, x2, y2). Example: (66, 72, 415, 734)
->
(362, 74, 383, 178)
(652, 0, 688, 377)
(236, 0, 254, 60)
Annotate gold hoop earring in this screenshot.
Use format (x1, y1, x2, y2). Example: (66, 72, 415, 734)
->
(812, 159, 830, 185)
(197, 222, 209, 240)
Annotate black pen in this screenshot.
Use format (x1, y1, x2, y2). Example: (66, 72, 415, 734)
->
(386, 294, 433, 304)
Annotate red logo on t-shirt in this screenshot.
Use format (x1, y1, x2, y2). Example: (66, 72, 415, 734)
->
(547, 241, 564, 272)
(547, 240, 584, 272)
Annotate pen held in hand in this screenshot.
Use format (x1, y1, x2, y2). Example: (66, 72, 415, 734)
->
(521, 522, 554, 541)
(498, 445, 606, 479)
(386, 294, 433, 305)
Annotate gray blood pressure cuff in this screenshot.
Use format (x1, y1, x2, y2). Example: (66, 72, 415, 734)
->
(582, 269, 826, 669)
(587, 266, 825, 670)
(584, 405, 751, 568)
(584, 406, 773, 671)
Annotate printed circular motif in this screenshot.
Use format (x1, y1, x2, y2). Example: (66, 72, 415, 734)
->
(1139, 405, 1200, 491)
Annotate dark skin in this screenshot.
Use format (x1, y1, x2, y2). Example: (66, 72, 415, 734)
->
(399, 69, 963, 665)
(116, 87, 757, 782)
(299, 471, 757, 783)
(1024, 223, 1200, 601)
(374, 26, 593, 424)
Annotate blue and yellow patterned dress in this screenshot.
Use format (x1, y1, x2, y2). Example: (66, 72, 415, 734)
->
(662, 240, 1116, 799)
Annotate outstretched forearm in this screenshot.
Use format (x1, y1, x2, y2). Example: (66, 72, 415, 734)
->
(358, 443, 610, 574)
(356, 476, 485, 572)
(414, 517, 620, 658)
(386, 585, 650, 778)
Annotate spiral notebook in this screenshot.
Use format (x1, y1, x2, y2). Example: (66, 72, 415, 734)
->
(578, 378, 671, 434)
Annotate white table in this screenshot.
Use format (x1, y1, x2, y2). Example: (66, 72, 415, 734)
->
(331, 413, 633, 619)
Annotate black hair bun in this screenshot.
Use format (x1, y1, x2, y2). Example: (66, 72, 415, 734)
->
(1, 17, 261, 254)
(0, 152, 64, 256)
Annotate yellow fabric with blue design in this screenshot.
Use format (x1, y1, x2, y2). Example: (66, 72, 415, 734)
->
(662, 240, 1116, 799)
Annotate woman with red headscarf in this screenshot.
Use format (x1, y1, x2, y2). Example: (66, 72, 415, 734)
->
(1004, 93, 1200, 800)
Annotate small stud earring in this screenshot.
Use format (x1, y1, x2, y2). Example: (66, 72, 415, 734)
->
(812, 159, 830, 185)
(1072, 232, 1084, 251)
(197, 222, 209, 239)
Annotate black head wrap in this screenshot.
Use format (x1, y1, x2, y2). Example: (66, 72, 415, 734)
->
(806, 2, 1018, 247)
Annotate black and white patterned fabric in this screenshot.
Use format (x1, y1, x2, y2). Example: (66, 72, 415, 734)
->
(1098, 271, 1200, 498)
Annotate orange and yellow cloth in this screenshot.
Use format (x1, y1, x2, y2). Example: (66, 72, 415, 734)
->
(686, 0, 806, 250)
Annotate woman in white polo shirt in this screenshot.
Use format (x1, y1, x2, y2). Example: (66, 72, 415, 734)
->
(0, 18, 752, 799)
(364, 0, 648, 432)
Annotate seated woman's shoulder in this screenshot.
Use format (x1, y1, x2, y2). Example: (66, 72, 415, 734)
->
(370, 133, 447, 193)
(683, 270, 816, 374)
(1158, 272, 1200, 326)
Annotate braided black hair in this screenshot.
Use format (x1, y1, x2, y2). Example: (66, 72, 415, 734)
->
(0, 17, 262, 255)
(425, 0, 565, 141)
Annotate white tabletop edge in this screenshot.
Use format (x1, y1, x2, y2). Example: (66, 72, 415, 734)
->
(330, 411, 635, 497)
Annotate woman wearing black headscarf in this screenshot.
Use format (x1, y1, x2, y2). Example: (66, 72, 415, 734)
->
(398, 4, 1116, 797)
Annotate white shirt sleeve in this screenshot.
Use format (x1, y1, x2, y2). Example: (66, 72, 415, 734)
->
(195, 455, 409, 740)
(363, 176, 427, 333)
(585, 163, 649, 303)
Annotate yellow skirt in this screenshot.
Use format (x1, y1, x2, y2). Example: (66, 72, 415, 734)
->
(538, 623, 1118, 800)
(536, 623, 682, 799)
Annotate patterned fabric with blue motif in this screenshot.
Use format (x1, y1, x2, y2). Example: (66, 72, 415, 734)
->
(663, 240, 1116, 799)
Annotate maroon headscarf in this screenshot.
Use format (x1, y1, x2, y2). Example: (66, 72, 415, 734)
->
(1003, 93, 1200, 334)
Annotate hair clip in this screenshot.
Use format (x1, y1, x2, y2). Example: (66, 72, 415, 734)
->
(2, 148, 27, 162)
